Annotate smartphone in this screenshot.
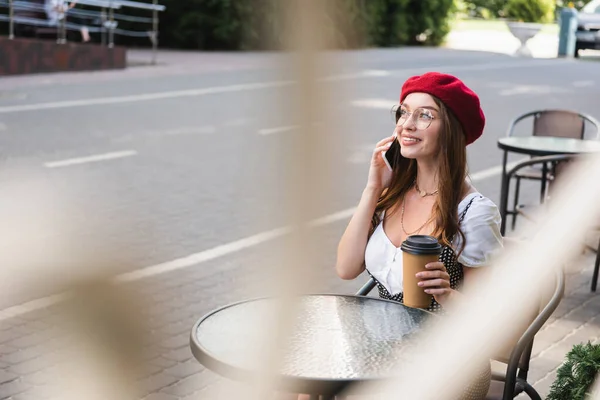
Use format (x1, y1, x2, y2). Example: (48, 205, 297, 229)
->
(382, 136, 400, 172)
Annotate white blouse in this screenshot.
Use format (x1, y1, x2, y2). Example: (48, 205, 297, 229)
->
(364, 192, 503, 296)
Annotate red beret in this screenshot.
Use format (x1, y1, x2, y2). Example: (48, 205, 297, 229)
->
(400, 72, 485, 145)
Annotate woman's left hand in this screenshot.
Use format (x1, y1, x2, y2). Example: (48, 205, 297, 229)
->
(416, 262, 454, 306)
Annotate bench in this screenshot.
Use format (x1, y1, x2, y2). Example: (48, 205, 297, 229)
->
(12, 0, 57, 38)
(1, 0, 165, 64)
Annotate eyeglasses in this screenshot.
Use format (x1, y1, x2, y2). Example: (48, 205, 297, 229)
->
(393, 104, 436, 130)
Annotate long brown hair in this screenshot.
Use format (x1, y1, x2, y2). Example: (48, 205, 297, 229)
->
(370, 96, 468, 254)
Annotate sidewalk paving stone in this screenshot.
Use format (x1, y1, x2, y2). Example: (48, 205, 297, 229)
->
(162, 347, 194, 363)
(138, 372, 182, 397)
(143, 393, 180, 400)
(1, 345, 48, 365)
(159, 370, 218, 397)
(0, 378, 32, 399)
(163, 360, 203, 379)
(0, 328, 30, 346)
(158, 333, 192, 351)
(0, 370, 18, 385)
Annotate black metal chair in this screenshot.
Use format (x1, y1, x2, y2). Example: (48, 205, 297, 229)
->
(486, 268, 565, 400)
(588, 236, 600, 292)
(499, 154, 600, 292)
(505, 110, 599, 231)
(355, 277, 377, 296)
(355, 267, 565, 400)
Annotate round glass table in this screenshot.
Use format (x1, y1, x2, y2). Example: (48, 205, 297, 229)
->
(497, 136, 600, 157)
(190, 294, 431, 398)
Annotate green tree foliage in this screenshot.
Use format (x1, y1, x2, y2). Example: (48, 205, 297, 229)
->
(504, 0, 555, 23)
(129, 0, 456, 50)
(367, 0, 455, 47)
(457, 0, 508, 18)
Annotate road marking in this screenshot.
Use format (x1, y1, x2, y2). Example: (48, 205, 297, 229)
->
(363, 70, 392, 77)
(499, 85, 570, 96)
(0, 60, 570, 114)
(258, 125, 299, 136)
(572, 80, 595, 87)
(44, 150, 137, 168)
(112, 126, 216, 143)
(0, 81, 294, 114)
(115, 227, 292, 283)
(320, 69, 392, 82)
(323, 60, 564, 82)
(468, 159, 526, 181)
(163, 126, 216, 136)
(352, 99, 395, 110)
(0, 157, 521, 319)
(223, 118, 254, 127)
(384, 59, 568, 75)
(308, 208, 356, 227)
(0, 294, 68, 321)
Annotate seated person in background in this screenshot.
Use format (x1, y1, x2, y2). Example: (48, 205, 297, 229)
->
(44, 0, 90, 42)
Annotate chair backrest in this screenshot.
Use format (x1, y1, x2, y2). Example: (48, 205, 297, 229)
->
(500, 267, 565, 399)
(507, 109, 600, 140)
(533, 110, 584, 139)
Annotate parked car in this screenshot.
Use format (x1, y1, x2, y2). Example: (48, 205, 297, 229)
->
(576, 0, 600, 56)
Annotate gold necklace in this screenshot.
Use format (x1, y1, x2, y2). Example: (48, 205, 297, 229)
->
(401, 195, 433, 236)
(414, 179, 439, 197)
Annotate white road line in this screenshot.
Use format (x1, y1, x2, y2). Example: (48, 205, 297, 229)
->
(469, 159, 526, 181)
(115, 227, 292, 283)
(111, 126, 216, 143)
(0, 60, 570, 115)
(0, 81, 293, 114)
(351, 99, 396, 110)
(377, 59, 568, 77)
(363, 70, 392, 77)
(308, 208, 356, 227)
(320, 69, 391, 82)
(258, 125, 299, 135)
(164, 126, 216, 136)
(0, 157, 529, 319)
(223, 118, 254, 127)
(0, 294, 68, 321)
(44, 150, 137, 168)
(572, 80, 595, 87)
(323, 60, 564, 82)
(499, 85, 570, 97)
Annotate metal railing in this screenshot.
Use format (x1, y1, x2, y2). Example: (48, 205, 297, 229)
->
(0, 0, 165, 64)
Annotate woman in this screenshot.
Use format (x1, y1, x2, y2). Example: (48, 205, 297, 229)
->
(336, 72, 503, 399)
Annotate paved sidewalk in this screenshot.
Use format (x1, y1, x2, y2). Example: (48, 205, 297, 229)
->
(0, 227, 598, 399)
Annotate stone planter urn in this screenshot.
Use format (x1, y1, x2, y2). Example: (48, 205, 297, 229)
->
(506, 21, 543, 57)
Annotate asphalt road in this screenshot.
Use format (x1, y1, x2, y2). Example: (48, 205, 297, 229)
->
(0, 47, 599, 310)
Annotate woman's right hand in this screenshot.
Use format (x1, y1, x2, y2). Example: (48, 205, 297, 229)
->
(366, 134, 397, 191)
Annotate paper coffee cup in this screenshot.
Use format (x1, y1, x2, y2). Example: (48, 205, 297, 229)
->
(401, 235, 442, 309)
